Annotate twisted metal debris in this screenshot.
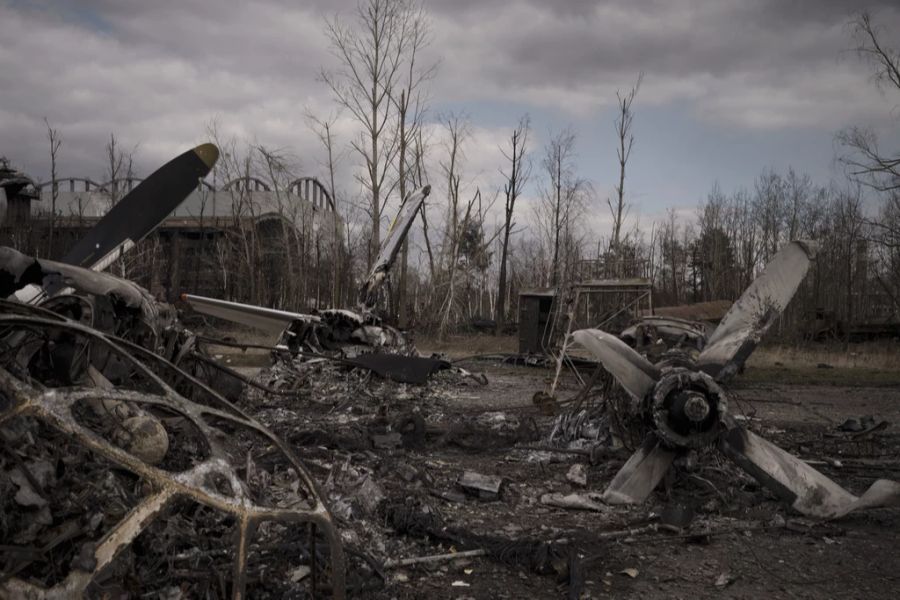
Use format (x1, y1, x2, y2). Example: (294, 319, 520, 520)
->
(0, 300, 345, 598)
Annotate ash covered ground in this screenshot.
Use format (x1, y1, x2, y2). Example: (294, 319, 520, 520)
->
(229, 349, 900, 599)
(3, 323, 900, 599)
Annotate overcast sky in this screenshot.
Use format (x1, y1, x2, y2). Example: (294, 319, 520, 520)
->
(2, 0, 900, 238)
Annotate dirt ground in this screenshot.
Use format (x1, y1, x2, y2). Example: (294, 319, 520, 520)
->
(338, 362, 899, 599)
(219, 334, 900, 600)
(28, 329, 893, 599)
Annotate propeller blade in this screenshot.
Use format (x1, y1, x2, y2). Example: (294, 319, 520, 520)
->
(720, 423, 900, 518)
(697, 240, 817, 380)
(59, 143, 219, 272)
(571, 329, 660, 401)
(602, 436, 676, 504)
(359, 185, 431, 308)
(181, 293, 319, 335)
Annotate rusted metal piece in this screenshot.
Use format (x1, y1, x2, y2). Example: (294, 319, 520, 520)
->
(0, 309, 346, 598)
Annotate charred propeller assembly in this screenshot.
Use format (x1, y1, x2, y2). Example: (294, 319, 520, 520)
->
(574, 241, 900, 518)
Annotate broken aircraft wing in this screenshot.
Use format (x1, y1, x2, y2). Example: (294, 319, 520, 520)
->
(181, 292, 320, 335)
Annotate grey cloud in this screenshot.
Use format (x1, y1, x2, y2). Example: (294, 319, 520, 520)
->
(454, 0, 897, 86)
(1, 0, 899, 185)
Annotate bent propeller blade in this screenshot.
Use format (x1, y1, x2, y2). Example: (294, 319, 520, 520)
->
(602, 436, 676, 505)
(359, 185, 431, 309)
(720, 422, 900, 518)
(571, 329, 660, 401)
(697, 240, 817, 380)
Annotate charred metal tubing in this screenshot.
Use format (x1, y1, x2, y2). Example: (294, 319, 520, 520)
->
(515, 444, 607, 466)
(0, 314, 346, 599)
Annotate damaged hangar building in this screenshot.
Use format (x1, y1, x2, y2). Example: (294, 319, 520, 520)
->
(0, 163, 338, 304)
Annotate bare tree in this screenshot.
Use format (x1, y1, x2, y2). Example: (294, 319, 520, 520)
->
(435, 114, 468, 336)
(495, 116, 531, 335)
(44, 117, 61, 257)
(256, 145, 301, 307)
(321, 0, 430, 269)
(538, 128, 586, 287)
(754, 167, 785, 261)
(205, 122, 261, 305)
(103, 133, 136, 277)
(103, 133, 136, 207)
(307, 112, 346, 306)
(608, 73, 643, 254)
(837, 12, 900, 191)
(391, 4, 435, 325)
(412, 128, 436, 283)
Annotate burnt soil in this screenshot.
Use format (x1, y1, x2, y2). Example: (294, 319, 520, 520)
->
(6, 348, 898, 599)
(246, 359, 900, 600)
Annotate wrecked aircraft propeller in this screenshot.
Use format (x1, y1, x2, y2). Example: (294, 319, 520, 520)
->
(0, 143, 252, 395)
(14, 143, 219, 305)
(572, 240, 900, 518)
(180, 185, 464, 385)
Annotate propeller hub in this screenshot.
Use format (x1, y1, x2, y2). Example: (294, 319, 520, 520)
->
(681, 392, 711, 422)
(650, 368, 727, 449)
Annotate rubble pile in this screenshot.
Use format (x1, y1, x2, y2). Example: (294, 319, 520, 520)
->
(4, 293, 900, 597)
(3, 234, 900, 598)
(218, 352, 787, 597)
(0, 300, 345, 598)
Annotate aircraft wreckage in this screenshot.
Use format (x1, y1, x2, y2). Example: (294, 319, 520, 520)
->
(0, 152, 461, 596)
(181, 184, 485, 387)
(2, 139, 900, 597)
(571, 240, 900, 518)
(0, 144, 346, 598)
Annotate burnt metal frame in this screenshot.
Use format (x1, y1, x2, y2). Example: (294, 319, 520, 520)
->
(0, 311, 345, 599)
(547, 279, 653, 395)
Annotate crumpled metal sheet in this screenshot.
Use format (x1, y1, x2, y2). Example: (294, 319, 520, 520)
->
(345, 353, 450, 385)
(1, 246, 155, 310)
(0, 247, 45, 297)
